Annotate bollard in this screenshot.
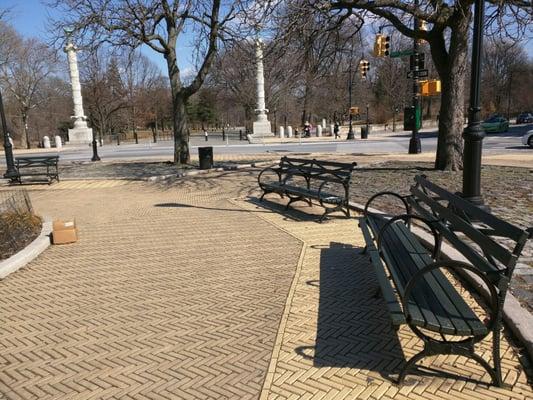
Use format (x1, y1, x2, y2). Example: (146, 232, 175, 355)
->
(322, 118, 326, 129)
(287, 126, 293, 138)
(330, 124, 335, 136)
(55, 135, 62, 148)
(279, 126, 285, 138)
(317, 125, 322, 137)
(43, 136, 51, 148)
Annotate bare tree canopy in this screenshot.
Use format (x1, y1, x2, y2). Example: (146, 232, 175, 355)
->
(301, 0, 532, 170)
(48, 0, 274, 165)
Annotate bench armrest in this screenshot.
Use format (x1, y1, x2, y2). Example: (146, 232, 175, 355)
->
(363, 191, 410, 217)
(258, 167, 281, 190)
(402, 260, 499, 334)
(377, 214, 442, 260)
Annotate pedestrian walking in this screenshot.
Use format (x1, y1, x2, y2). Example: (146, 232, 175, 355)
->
(303, 121, 311, 137)
(334, 122, 340, 139)
(204, 129, 208, 141)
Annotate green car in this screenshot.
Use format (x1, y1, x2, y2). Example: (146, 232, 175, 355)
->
(482, 116, 509, 133)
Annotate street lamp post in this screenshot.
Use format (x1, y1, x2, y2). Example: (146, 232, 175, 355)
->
(462, 0, 486, 207)
(347, 63, 355, 140)
(408, 0, 422, 154)
(91, 129, 100, 162)
(0, 89, 18, 179)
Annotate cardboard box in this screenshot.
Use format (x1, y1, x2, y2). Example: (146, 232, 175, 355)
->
(52, 220, 78, 244)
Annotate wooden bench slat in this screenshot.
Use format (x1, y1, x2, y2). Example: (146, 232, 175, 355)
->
(414, 175, 525, 241)
(393, 223, 486, 336)
(359, 219, 406, 325)
(411, 187, 514, 267)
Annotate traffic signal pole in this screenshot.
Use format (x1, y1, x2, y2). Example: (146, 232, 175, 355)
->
(408, 0, 422, 154)
(347, 63, 354, 140)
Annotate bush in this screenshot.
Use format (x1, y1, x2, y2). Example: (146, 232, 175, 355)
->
(0, 191, 42, 261)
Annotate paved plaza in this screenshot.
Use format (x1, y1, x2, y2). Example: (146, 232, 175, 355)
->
(0, 169, 532, 399)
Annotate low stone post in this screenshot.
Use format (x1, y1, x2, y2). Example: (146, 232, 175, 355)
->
(43, 136, 51, 148)
(317, 125, 322, 137)
(279, 126, 285, 138)
(330, 124, 335, 136)
(55, 135, 62, 148)
(287, 126, 293, 138)
(322, 118, 326, 129)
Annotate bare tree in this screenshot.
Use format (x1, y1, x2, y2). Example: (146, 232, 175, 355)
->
(314, 0, 532, 170)
(49, 0, 264, 165)
(0, 37, 58, 148)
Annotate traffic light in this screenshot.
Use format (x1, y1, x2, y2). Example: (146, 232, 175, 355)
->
(359, 60, 370, 78)
(419, 79, 441, 96)
(349, 106, 359, 115)
(383, 35, 390, 56)
(410, 53, 425, 70)
(373, 34, 383, 57)
(373, 34, 391, 57)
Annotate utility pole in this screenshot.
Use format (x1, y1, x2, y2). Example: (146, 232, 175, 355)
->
(408, 0, 422, 154)
(347, 62, 354, 140)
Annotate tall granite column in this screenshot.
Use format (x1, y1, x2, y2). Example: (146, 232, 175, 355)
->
(252, 38, 273, 137)
(64, 34, 92, 144)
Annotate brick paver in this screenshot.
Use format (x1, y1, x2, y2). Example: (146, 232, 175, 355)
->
(236, 195, 533, 400)
(0, 176, 302, 399)
(0, 168, 531, 400)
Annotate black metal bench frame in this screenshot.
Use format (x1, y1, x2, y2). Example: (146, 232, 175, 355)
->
(11, 156, 60, 184)
(258, 157, 357, 222)
(359, 175, 532, 386)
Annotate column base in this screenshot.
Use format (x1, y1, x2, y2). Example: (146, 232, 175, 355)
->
(251, 120, 273, 138)
(68, 127, 93, 144)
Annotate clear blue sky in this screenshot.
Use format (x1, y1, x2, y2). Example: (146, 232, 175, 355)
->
(6, 0, 532, 76)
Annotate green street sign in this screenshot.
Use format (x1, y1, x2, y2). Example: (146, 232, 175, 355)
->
(390, 49, 414, 58)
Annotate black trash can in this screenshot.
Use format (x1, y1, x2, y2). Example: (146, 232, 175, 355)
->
(198, 146, 213, 170)
(360, 126, 368, 139)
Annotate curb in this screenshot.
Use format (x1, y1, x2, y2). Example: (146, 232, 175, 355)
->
(0, 216, 52, 279)
(348, 200, 533, 363)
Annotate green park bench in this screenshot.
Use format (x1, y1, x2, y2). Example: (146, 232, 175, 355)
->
(258, 157, 357, 222)
(360, 175, 532, 386)
(11, 155, 60, 184)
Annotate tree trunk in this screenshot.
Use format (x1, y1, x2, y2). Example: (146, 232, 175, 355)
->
(166, 47, 189, 165)
(431, 14, 470, 171)
(172, 93, 190, 164)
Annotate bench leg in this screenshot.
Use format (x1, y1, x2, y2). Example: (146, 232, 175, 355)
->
(397, 348, 428, 385)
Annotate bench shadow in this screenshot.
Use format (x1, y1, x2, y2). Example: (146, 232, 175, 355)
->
(296, 241, 485, 385)
(246, 196, 349, 223)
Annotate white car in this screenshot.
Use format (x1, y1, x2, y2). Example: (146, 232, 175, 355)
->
(522, 129, 533, 148)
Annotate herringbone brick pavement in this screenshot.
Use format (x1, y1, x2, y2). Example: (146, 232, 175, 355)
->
(234, 196, 533, 400)
(0, 173, 303, 399)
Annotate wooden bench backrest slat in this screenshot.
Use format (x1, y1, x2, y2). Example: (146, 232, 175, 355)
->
(410, 186, 515, 267)
(410, 175, 531, 281)
(413, 175, 526, 242)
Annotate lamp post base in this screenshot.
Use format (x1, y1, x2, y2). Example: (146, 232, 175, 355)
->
(408, 137, 421, 154)
(347, 128, 355, 140)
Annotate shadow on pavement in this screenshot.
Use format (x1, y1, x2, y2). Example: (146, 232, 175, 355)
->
(295, 241, 493, 385)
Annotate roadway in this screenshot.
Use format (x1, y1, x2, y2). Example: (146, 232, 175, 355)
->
(2, 124, 532, 163)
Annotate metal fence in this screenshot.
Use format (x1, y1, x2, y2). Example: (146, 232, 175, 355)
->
(0, 190, 41, 261)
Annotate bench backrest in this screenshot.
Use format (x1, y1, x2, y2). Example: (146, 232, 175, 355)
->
(408, 175, 532, 289)
(278, 157, 357, 184)
(16, 156, 59, 168)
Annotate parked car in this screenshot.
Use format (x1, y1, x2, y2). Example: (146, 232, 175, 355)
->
(522, 129, 533, 148)
(482, 116, 509, 133)
(516, 112, 533, 124)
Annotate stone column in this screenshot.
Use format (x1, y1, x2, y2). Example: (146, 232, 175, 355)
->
(64, 35, 92, 144)
(252, 38, 273, 137)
